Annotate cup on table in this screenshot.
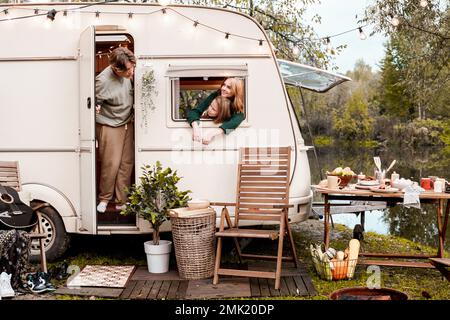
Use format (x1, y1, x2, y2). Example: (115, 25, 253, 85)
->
(420, 178, 432, 190)
(327, 175, 341, 189)
(434, 178, 445, 193)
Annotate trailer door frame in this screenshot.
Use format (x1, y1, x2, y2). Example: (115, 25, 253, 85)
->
(79, 25, 97, 234)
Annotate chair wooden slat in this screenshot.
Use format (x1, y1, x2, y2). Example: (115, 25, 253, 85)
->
(237, 192, 287, 198)
(238, 198, 286, 204)
(239, 182, 287, 187)
(0, 176, 20, 182)
(240, 171, 287, 176)
(240, 187, 287, 193)
(0, 161, 19, 168)
(238, 209, 283, 215)
(240, 176, 288, 182)
(237, 214, 282, 221)
(213, 146, 298, 290)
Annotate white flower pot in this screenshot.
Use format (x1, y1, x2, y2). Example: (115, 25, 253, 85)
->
(144, 240, 172, 273)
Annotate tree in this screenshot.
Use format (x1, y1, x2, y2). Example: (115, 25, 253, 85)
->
(332, 89, 373, 141)
(376, 40, 415, 120)
(362, 0, 450, 119)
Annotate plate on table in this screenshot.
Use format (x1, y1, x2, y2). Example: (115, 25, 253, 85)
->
(369, 187, 401, 193)
(358, 180, 380, 186)
(355, 184, 378, 190)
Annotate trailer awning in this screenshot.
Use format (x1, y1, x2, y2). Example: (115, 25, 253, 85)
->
(166, 64, 248, 78)
(277, 59, 351, 93)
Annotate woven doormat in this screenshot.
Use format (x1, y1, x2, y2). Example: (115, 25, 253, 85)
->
(67, 265, 135, 288)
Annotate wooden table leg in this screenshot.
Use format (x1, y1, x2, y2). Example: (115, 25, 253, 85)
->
(324, 194, 330, 249)
(436, 199, 445, 258)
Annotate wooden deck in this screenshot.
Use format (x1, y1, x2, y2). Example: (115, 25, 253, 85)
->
(56, 261, 316, 299)
(120, 261, 316, 300)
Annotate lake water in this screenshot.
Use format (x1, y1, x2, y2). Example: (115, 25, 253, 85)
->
(308, 145, 450, 250)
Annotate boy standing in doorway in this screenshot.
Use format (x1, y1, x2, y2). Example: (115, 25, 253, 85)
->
(95, 47, 135, 213)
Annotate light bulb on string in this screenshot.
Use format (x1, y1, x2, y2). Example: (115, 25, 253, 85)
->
(63, 10, 74, 29)
(326, 37, 332, 54)
(127, 12, 139, 28)
(46, 9, 57, 21)
(44, 9, 56, 29)
(358, 27, 367, 40)
(292, 46, 299, 56)
(34, 9, 39, 15)
(390, 15, 400, 27)
(94, 11, 101, 25)
(420, 0, 428, 8)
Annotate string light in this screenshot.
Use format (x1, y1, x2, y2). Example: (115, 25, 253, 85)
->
(420, 0, 428, 8)
(0, 5, 373, 50)
(95, 11, 100, 24)
(46, 9, 57, 21)
(358, 27, 367, 40)
(390, 15, 400, 27)
(326, 37, 332, 53)
(34, 9, 39, 15)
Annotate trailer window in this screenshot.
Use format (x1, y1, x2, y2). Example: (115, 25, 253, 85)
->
(171, 77, 246, 121)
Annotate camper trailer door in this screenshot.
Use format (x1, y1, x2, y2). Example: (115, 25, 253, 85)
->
(78, 26, 97, 234)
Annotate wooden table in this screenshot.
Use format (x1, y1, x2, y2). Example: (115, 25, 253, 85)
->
(313, 187, 450, 268)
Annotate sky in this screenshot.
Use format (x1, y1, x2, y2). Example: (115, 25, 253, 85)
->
(303, 0, 388, 74)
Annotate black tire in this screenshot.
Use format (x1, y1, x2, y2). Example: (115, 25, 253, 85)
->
(29, 203, 71, 262)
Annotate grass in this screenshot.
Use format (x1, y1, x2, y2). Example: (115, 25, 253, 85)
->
(292, 223, 450, 300)
(43, 223, 449, 301)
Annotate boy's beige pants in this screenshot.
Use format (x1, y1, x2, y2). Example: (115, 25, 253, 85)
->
(96, 122, 134, 204)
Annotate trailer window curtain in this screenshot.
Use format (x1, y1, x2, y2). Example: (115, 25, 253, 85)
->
(167, 65, 248, 122)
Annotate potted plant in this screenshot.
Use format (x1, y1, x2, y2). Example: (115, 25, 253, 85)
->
(121, 161, 191, 273)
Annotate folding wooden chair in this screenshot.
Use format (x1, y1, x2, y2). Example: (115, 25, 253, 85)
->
(212, 147, 298, 289)
(0, 161, 49, 272)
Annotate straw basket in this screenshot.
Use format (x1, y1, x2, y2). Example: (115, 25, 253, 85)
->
(312, 258, 358, 281)
(170, 208, 216, 280)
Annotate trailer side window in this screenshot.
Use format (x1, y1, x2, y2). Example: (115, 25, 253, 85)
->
(171, 77, 246, 121)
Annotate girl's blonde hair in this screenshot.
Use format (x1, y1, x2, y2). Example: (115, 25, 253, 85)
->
(211, 96, 232, 124)
(218, 77, 245, 113)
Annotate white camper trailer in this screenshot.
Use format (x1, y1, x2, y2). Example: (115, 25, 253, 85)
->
(0, 3, 350, 260)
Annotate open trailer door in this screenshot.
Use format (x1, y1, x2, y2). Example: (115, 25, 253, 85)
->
(277, 59, 351, 92)
(78, 26, 97, 234)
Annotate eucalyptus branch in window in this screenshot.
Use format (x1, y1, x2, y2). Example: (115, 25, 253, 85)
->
(141, 68, 158, 129)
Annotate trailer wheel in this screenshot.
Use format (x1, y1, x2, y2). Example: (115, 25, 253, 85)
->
(29, 204, 71, 262)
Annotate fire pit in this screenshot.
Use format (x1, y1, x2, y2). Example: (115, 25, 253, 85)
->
(330, 287, 408, 300)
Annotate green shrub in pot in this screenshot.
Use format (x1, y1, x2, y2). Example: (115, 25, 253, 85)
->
(121, 161, 191, 245)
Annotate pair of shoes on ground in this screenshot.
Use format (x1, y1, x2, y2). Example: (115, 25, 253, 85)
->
(97, 201, 126, 213)
(0, 272, 15, 299)
(49, 261, 70, 281)
(25, 271, 56, 294)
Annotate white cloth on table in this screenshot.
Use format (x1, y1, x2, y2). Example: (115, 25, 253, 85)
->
(403, 184, 424, 209)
